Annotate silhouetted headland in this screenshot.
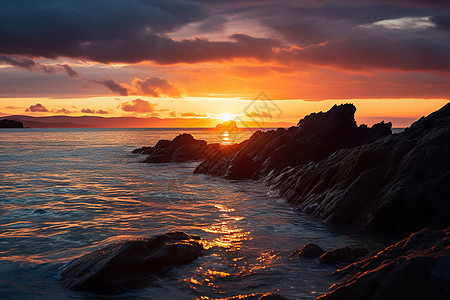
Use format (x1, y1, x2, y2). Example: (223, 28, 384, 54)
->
(0, 119, 24, 128)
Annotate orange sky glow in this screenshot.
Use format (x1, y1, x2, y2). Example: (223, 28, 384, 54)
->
(0, 1, 449, 128)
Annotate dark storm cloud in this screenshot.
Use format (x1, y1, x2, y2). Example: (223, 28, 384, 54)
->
(0, 56, 79, 77)
(98, 79, 129, 96)
(285, 34, 450, 72)
(197, 15, 228, 32)
(431, 14, 450, 30)
(247, 0, 450, 72)
(0, 0, 280, 64)
(132, 77, 182, 98)
(0, 0, 449, 73)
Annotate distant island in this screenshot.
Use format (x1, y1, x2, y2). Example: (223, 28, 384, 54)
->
(214, 120, 238, 131)
(0, 119, 24, 128)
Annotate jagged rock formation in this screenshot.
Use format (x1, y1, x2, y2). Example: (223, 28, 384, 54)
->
(0, 119, 24, 128)
(194, 104, 391, 179)
(133, 133, 215, 163)
(270, 102, 450, 235)
(60, 231, 204, 292)
(317, 227, 450, 300)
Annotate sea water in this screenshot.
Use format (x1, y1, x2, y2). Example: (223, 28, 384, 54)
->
(0, 128, 385, 300)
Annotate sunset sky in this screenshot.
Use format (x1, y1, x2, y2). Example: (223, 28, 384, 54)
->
(0, 0, 449, 127)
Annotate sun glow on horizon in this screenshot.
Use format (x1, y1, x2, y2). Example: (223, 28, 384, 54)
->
(217, 113, 234, 122)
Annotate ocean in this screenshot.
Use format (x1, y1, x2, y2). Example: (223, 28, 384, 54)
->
(0, 128, 386, 299)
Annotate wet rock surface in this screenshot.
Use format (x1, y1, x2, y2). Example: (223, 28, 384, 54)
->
(292, 243, 325, 258)
(60, 231, 204, 292)
(317, 227, 450, 300)
(271, 102, 450, 234)
(319, 247, 369, 265)
(194, 104, 391, 180)
(293, 244, 370, 264)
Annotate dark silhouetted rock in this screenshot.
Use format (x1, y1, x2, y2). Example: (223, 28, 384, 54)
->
(293, 243, 325, 258)
(271, 102, 450, 235)
(317, 227, 450, 300)
(0, 119, 24, 128)
(60, 231, 204, 292)
(319, 247, 352, 264)
(195, 104, 391, 180)
(133, 133, 211, 163)
(319, 247, 369, 265)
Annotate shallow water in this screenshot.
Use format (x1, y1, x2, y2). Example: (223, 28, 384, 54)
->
(0, 128, 384, 299)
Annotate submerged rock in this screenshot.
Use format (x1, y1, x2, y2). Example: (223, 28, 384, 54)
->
(292, 243, 325, 258)
(0, 119, 24, 128)
(317, 227, 450, 300)
(293, 244, 370, 264)
(133, 133, 212, 163)
(271, 102, 450, 235)
(195, 104, 391, 179)
(60, 231, 204, 292)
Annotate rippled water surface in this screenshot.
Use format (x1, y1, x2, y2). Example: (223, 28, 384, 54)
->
(0, 128, 383, 299)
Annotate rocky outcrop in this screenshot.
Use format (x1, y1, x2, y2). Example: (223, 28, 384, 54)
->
(317, 227, 450, 300)
(270, 102, 450, 235)
(0, 119, 24, 128)
(215, 120, 238, 132)
(60, 231, 204, 292)
(133, 133, 215, 163)
(292, 243, 325, 258)
(195, 104, 391, 179)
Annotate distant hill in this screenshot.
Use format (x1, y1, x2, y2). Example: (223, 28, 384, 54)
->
(4, 115, 293, 128)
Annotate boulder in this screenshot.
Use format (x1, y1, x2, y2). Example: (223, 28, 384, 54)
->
(60, 231, 204, 292)
(195, 104, 391, 180)
(271, 102, 450, 235)
(316, 227, 450, 300)
(292, 243, 325, 258)
(133, 133, 210, 163)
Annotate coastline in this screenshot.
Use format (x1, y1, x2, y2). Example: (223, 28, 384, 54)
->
(129, 103, 450, 299)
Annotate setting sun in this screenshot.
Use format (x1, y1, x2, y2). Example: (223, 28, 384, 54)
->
(217, 113, 234, 122)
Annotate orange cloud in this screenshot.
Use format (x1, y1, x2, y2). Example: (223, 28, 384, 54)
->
(25, 103, 49, 112)
(180, 112, 207, 117)
(120, 99, 158, 113)
(81, 108, 109, 114)
(130, 77, 182, 98)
